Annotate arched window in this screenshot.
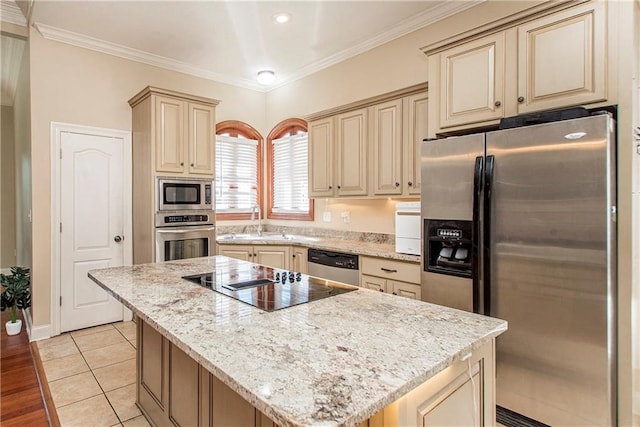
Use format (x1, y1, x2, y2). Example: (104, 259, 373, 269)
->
(215, 121, 263, 220)
(266, 118, 313, 220)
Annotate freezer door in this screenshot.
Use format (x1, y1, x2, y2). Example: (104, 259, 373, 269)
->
(420, 135, 484, 310)
(485, 115, 615, 426)
(421, 134, 485, 221)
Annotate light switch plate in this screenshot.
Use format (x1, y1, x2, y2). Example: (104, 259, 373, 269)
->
(323, 211, 331, 222)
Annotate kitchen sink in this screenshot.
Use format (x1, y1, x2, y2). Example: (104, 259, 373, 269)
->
(217, 233, 319, 242)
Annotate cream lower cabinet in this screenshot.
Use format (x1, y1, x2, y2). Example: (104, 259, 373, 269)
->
(426, 0, 608, 136)
(138, 318, 495, 427)
(218, 244, 291, 269)
(291, 246, 308, 273)
(360, 256, 421, 300)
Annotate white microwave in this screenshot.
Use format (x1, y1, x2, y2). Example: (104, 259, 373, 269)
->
(157, 177, 213, 211)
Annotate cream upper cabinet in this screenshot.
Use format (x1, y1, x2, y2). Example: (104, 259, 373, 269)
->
(154, 95, 215, 176)
(426, 1, 608, 136)
(438, 32, 505, 129)
(306, 85, 427, 199)
(308, 117, 335, 197)
(371, 99, 403, 196)
(188, 103, 215, 175)
(336, 108, 368, 196)
(155, 95, 185, 173)
(516, 1, 606, 114)
(404, 92, 428, 195)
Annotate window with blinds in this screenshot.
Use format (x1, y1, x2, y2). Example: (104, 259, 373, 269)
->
(272, 132, 309, 213)
(215, 134, 258, 213)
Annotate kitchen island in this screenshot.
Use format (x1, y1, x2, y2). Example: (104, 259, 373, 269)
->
(89, 256, 506, 427)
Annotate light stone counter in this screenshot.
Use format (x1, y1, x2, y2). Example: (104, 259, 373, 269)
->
(89, 256, 506, 427)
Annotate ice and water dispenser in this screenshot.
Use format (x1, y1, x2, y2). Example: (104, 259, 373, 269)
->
(424, 220, 472, 278)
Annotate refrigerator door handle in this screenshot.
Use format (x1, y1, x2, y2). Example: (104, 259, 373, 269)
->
(472, 156, 483, 313)
(483, 155, 495, 315)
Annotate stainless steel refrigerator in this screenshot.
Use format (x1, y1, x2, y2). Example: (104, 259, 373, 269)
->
(420, 114, 616, 426)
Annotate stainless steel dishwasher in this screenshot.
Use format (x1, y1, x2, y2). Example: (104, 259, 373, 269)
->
(306, 249, 359, 286)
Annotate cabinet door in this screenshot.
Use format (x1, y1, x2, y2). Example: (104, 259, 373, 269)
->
(372, 99, 403, 196)
(390, 281, 422, 300)
(218, 245, 253, 262)
(405, 93, 428, 195)
(291, 247, 308, 273)
(169, 344, 200, 427)
(439, 32, 505, 128)
(138, 321, 168, 426)
(188, 103, 215, 176)
(361, 274, 387, 293)
(336, 108, 368, 196)
(255, 246, 291, 269)
(155, 95, 185, 173)
(516, 1, 606, 113)
(308, 118, 335, 197)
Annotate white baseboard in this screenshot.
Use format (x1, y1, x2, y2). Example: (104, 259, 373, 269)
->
(28, 321, 52, 341)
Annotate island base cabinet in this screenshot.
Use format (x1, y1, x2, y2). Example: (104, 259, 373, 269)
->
(137, 319, 494, 427)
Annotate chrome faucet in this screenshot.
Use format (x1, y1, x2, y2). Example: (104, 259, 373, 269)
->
(251, 205, 263, 236)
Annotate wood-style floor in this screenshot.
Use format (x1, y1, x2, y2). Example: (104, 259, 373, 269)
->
(1, 310, 50, 426)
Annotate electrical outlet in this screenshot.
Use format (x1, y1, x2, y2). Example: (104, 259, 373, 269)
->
(323, 211, 332, 222)
(340, 211, 350, 223)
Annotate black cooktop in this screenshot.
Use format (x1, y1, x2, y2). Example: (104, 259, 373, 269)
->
(182, 265, 356, 312)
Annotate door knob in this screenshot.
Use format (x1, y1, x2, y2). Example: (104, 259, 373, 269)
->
(114, 235, 123, 243)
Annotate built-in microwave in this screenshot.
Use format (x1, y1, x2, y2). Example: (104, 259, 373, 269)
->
(157, 177, 213, 211)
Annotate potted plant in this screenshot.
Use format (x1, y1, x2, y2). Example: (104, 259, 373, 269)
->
(1, 267, 31, 336)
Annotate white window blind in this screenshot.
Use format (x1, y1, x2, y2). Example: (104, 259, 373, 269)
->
(215, 135, 258, 212)
(272, 132, 309, 213)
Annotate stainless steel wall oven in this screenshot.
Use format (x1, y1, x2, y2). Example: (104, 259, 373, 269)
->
(155, 212, 215, 262)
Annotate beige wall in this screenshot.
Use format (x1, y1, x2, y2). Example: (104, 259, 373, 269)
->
(13, 33, 31, 271)
(28, 29, 266, 328)
(1, 106, 17, 269)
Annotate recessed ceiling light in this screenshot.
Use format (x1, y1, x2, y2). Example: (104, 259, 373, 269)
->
(273, 13, 291, 24)
(257, 70, 276, 85)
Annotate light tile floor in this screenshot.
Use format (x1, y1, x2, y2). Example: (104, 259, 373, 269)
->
(36, 321, 150, 427)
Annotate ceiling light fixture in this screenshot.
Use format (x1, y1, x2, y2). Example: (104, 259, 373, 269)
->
(257, 70, 276, 85)
(273, 13, 291, 24)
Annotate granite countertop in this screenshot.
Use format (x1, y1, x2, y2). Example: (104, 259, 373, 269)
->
(89, 256, 506, 427)
(216, 234, 421, 263)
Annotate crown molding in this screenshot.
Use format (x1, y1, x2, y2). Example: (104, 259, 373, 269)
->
(0, 0, 27, 27)
(33, 0, 483, 93)
(270, 0, 484, 90)
(34, 22, 270, 92)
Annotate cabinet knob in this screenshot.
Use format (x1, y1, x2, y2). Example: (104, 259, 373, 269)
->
(408, 182, 413, 187)
(292, 254, 296, 258)
(517, 96, 525, 103)
(337, 185, 341, 189)
(494, 101, 501, 107)
(248, 253, 252, 258)
(379, 289, 384, 292)
(395, 182, 400, 187)
(253, 253, 257, 257)
(180, 162, 184, 166)
(392, 292, 397, 295)
(329, 186, 332, 190)
(190, 163, 194, 167)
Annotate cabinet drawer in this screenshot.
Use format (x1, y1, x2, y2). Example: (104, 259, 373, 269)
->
(361, 256, 420, 284)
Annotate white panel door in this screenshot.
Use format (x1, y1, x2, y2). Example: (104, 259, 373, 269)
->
(60, 131, 124, 332)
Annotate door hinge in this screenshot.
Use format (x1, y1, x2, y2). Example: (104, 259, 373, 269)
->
(59, 149, 62, 159)
(60, 222, 62, 233)
(59, 296, 62, 307)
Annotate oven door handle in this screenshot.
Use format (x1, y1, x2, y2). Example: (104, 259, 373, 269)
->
(156, 226, 216, 234)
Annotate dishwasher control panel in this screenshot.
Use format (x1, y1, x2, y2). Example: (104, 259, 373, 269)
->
(307, 249, 359, 270)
